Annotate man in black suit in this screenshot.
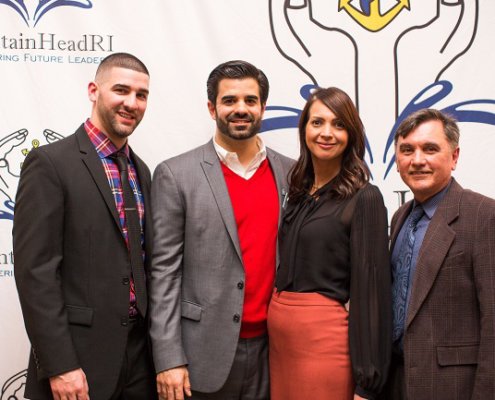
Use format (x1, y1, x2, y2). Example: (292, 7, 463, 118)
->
(13, 53, 156, 400)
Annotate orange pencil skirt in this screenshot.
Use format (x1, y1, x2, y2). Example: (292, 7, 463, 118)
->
(267, 290, 354, 400)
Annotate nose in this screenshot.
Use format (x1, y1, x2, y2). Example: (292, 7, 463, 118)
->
(123, 94, 138, 110)
(234, 100, 248, 115)
(319, 124, 333, 138)
(411, 150, 426, 165)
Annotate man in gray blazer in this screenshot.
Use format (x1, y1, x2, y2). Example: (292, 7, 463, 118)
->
(150, 60, 293, 400)
(381, 109, 495, 399)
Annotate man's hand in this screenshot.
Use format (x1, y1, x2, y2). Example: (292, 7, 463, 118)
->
(354, 394, 367, 400)
(49, 368, 89, 400)
(157, 366, 192, 400)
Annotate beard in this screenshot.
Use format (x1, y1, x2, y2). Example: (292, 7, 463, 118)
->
(98, 104, 142, 140)
(216, 112, 261, 141)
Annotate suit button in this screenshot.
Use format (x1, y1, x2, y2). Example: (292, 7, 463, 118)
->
(233, 314, 240, 323)
(122, 277, 130, 285)
(237, 281, 244, 289)
(121, 316, 128, 326)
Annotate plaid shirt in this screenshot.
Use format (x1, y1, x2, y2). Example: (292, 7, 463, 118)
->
(84, 119, 145, 316)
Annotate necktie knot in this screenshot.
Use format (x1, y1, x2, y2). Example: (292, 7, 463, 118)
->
(114, 151, 128, 174)
(409, 205, 424, 230)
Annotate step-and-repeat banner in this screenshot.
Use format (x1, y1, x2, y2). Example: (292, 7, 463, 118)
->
(1, 1, 494, 397)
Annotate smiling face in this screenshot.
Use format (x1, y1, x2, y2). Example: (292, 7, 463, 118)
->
(88, 66, 149, 147)
(395, 119, 459, 203)
(305, 99, 348, 172)
(208, 78, 265, 146)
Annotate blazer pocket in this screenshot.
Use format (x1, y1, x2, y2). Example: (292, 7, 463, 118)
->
(181, 300, 202, 321)
(443, 251, 470, 268)
(437, 343, 479, 366)
(66, 305, 94, 326)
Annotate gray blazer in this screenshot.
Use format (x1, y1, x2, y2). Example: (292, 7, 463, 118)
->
(149, 139, 293, 393)
(388, 179, 495, 400)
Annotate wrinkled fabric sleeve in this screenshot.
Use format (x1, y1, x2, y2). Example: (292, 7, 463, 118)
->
(349, 184, 392, 399)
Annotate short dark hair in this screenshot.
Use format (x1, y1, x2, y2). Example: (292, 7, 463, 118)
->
(289, 87, 369, 202)
(206, 60, 269, 105)
(394, 108, 460, 149)
(95, 52, 149, 79)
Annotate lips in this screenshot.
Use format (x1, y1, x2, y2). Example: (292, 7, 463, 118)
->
(316, 142, 337, 149)
(228, 114, 253, 124)
(408, 170, 432, 178)
(117, 110, 136, 123)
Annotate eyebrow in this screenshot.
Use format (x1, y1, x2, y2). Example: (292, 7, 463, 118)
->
(422, 142, 440, 148)
(112, 83, 149, 95)
(398, 142, 440, 150)
(220, 95, 259, 101)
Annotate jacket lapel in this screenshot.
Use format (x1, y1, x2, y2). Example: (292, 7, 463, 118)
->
(266, 148, 289, 225)
(390, 201, 413, 251)
(201, 140, 243, 263)
(406, 180, 461, 329)
(266, 148, 289, 267)
(75, 125, 121, 229)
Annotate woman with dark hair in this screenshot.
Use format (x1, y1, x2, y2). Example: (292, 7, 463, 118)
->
(268, 87, 391, 399)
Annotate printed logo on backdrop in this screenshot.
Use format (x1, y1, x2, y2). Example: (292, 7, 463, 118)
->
(1, 0, 92, 27)
(0, 129, 63, 284)
(0, 369, 27, 400)
(0, 0, 114, 64)
(264, 0, 495, 190)
(0, 128, 63, 221)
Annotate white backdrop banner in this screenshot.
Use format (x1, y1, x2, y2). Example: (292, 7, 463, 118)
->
(1, 1, 494, 398)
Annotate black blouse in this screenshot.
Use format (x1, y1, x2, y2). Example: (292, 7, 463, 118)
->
(276, 182, 391, 399)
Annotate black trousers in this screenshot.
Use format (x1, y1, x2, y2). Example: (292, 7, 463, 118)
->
(191, 335, 269, 400)
(109, 317, 157, 400)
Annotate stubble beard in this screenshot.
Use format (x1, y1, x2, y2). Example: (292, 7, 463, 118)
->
(216, 115, 261, 141)
(99, 103, 141, 140)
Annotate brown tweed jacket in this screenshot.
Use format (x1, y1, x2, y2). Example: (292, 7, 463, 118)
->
(388, 179, 495, 400)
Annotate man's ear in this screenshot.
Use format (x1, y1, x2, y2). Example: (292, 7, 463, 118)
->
(88, 81, 98, 102)
(207, 100, 216, 120)
(451, 146, 460, 170)
(260, 103, 266, 118)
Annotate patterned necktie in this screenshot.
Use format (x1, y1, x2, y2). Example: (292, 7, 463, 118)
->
(114, 152, 147, 317)
(392, 205, 424, 345)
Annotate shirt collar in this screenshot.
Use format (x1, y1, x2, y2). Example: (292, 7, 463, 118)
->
(84, 118, 130, 159)
(413, 179, 452, 220)
(213, 134, 267, 177)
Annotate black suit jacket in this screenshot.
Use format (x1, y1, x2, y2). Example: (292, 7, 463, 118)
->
(13, 124, 152, 399)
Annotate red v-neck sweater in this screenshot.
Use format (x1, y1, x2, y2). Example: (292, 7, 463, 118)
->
(221, 159, 279, 338)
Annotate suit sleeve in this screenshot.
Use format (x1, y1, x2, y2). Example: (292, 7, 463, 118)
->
(149, 161, 188, 373)
(471, 198, 495, 398)
(13, 148, 80, 379)
(349, 185, 392, 399)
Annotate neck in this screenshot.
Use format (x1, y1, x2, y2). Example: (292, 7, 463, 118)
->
(312, 159, 341, 191)
(89, 117, 127, 149)
(215, 132, 259, 167)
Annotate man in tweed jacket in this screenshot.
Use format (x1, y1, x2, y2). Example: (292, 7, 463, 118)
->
(381, 108, 495, 400)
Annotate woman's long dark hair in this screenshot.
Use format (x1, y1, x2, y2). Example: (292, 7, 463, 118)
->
(288, 87, 370, 203)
